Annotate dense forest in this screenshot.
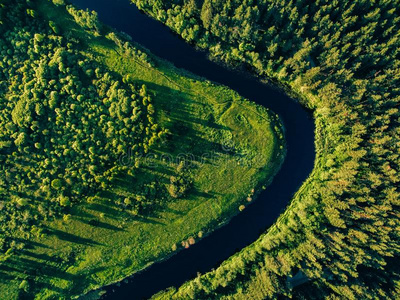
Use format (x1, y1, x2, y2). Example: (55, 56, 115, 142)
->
(131, 0, 400, 299)
(0, 0, 170, 243)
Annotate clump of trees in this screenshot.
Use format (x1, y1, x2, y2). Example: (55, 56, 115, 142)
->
(66, 5, 100, 35)
(167, 162, 192, 199)
(132, 0, 400, 299)
(106, 32, 155, 67)
(0, 0, 163, 251)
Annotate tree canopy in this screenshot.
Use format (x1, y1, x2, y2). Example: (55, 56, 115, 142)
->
(0, 0, 163, 249)
(132, 0, 400, 298)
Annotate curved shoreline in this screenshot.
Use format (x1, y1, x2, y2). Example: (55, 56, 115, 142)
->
(69, 0, 315, 299)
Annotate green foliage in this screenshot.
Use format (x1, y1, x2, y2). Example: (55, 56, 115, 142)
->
(52, 0, 64, 6)
(200, 0, 212, 30)
(0, 0, 161, 239)
(167, 162, 192, 198)
(18, 280, 29, 292)
(133, 0, 400, 299)
(50, 179, 62, 190)
(66, 5, 100, 34)
(26, 9, 37, 18)
(48, 20, 59, 33)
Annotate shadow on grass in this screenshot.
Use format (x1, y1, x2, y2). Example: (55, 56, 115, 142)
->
(134, 79, 230, 130)
(80, 218, 126, 232)
(12, 237, 52, 250)
(1, 250, 109, 295)
(45, 228, 103, 246)
(132, 215, 165, 226)
(162, 207, 184, 216)
(0, 256, 77, 294)
(190, 188, 219, 199)
(86, 201, 123, 220)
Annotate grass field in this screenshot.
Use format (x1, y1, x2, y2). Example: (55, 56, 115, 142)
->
(0, 1, 285, 298)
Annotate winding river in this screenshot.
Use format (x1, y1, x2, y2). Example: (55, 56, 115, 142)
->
(70, 0, 315, 299)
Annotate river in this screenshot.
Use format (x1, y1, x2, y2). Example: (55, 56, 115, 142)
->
(69, 0, 315, 299)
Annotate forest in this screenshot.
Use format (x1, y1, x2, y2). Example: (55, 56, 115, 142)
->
(0, 0, 167, 242)
(130, 0, 400, 299)
(0, 0, 285, 298)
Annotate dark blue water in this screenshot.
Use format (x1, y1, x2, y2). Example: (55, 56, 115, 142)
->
(69, 0, 315, 299)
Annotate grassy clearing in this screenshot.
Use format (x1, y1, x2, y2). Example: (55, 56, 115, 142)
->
(0, 1, 285, 299)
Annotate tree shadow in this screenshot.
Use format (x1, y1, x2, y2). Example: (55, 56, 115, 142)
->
(0, 271, 13, 281)
(0, 256, 77, 294)
(79, 218, 125, 232)
(45, 228, 103, 246)
(190, 188, 219, 199)
(131, 215, 165, 226)
(85, 201, 123, 220)
(11, 237, 52, 250)
(161, 207, 184, 216)
(133, 79, 230, 130)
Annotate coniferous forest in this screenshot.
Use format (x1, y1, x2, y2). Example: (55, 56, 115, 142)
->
(131, 0, 400, 299)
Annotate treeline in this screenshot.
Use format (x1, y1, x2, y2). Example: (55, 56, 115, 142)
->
(0, 0, 169, 256)
(132, 0, 400, 299)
